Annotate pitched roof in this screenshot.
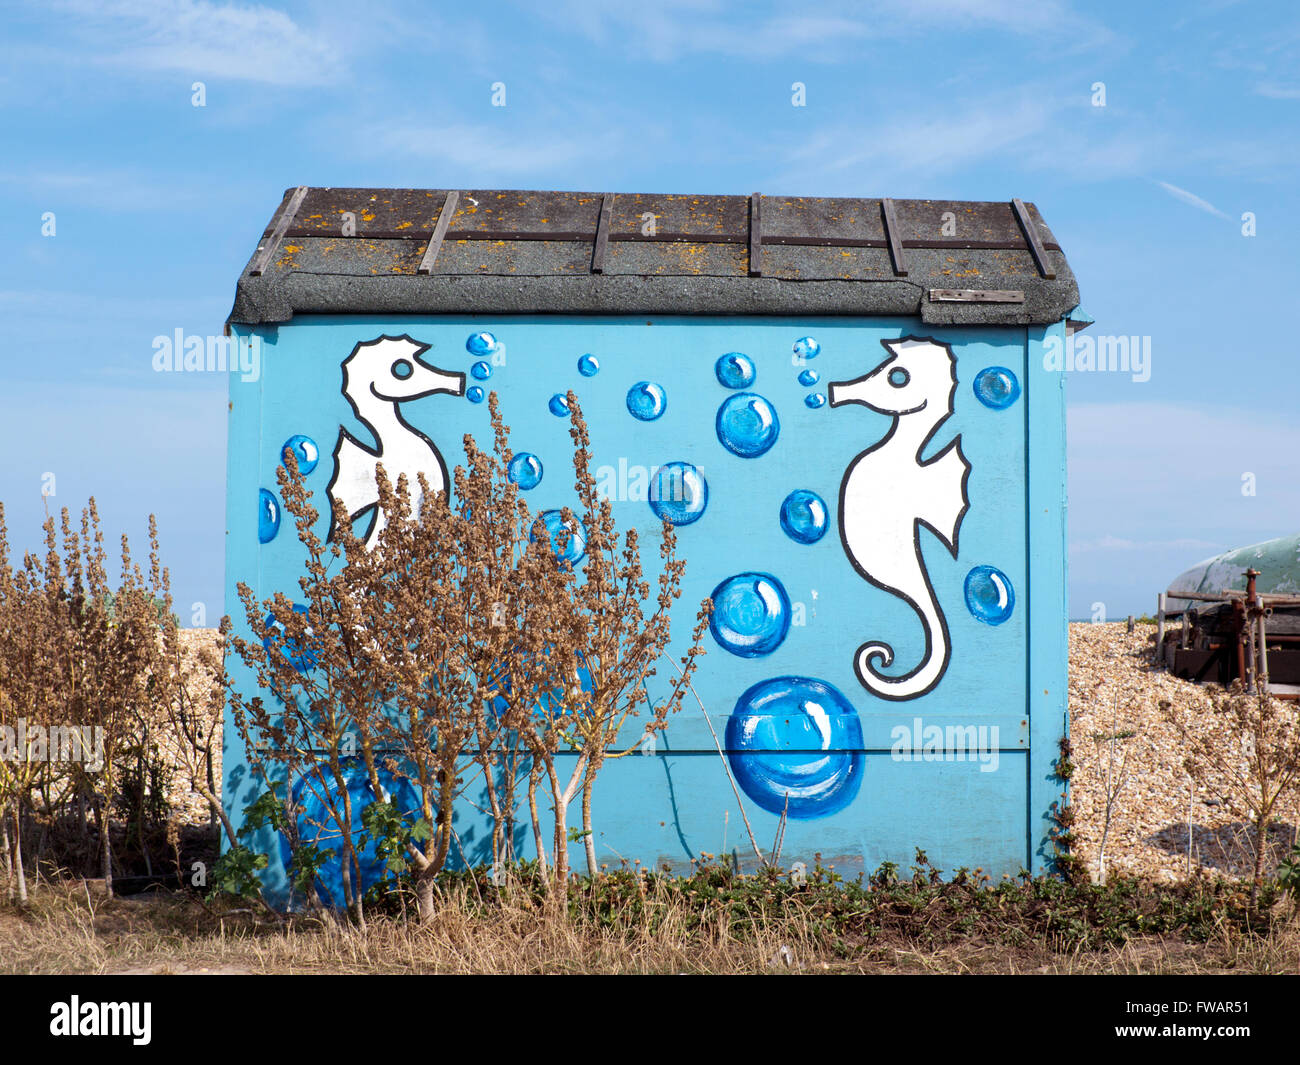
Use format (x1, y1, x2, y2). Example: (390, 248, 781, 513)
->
(228, 187, 1080, 327)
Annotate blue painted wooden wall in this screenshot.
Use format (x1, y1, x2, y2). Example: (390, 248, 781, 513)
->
(223, 313, 1067, 895)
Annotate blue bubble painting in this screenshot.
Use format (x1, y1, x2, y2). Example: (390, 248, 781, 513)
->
(725, 676, 864, 818)
(508, 452, 544, 490)
(471, 360, 492, 380)
(280, 758, 422, 909)
(466, 331, 497, 356)
(715, 352, 756, 389)
(532, 509, 587, 564)
(780, 489, 829, 544)
(258, 488, 280, 543)
(716, 392, 780, 457)
(648, 461, 708, 525)
(627, 381, 667, 421)
(973, 366, 1021, 410)
(577, 353, 600, 377)
(965, 564, 1015, 625)
(709, 572, 791, 657)
(280, 435, 319, 475)
(260, 603, 317, 672)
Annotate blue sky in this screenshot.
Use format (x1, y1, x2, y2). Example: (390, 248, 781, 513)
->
(1, 0, 1297, 622)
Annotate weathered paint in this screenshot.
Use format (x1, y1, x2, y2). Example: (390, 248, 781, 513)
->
(224, 313, 1067, 895)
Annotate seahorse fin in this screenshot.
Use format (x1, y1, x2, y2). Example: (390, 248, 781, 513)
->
(917, 440, 970, 556)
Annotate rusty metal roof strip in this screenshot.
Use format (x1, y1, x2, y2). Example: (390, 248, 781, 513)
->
(416, 190, 459, 276)
(880, 198, 908, 277)
(1011, 197, 1055, 280)
(929, 289, 1025, 303)
(247, 185, 308, 277)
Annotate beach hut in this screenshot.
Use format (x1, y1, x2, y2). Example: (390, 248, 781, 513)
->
(223, 187, 1083, 895)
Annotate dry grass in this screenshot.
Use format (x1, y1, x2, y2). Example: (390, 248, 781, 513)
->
(3, 878, 1297, 975)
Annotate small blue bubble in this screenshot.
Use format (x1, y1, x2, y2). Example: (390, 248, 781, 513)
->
(258, 489, 280, 544)
(508, 453, 543, 490)
(471, 360, 492, 380)
(725, 676, 864, 819)
(805, 392, 826, 409)
(715, 352, 756, 389)
(780, 490, 829, 544)
(548, 393, 570, 417)
(973, 366, 1021, 410)
(280, 435, 319, 476)
(793, 336, 821, 360)
(797, 369, 819, 387)
(716, 392, 780, 457)
(627, 381, 667, 421)
(467, 332, 497, 356)
(467, 386, 485, 404)
(261, 603, 317, 672)
(648, 461, 708, 526)
(965, 565, 1015, 625)
(709, 572, 791, 657)
(532, 510, 587, 564)
(578, 354, 600, 377)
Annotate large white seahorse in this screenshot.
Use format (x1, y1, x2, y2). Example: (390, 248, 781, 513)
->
(325, 335, 465, 550)
(828, 337, 970, 700)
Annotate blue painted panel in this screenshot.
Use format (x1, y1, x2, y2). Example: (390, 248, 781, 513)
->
(223, 314, 1062, 888)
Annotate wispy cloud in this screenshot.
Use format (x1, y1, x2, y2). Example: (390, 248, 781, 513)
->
(1256, 82, 1300, 99)
(1070, 535, 1221, 554)
(362, 120, 608, 176)
(529, 0, 1112, 62)
(51, 0, 342, 86)
(1155, 180, 1231, 219)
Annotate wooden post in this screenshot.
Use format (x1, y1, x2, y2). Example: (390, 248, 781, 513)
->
(1257, 595, 1270, 694)
(1156, 593, 1166, 655)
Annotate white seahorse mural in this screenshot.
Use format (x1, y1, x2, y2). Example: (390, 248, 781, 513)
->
(828, 337, 971, 700)
(325, 335, 465, 550)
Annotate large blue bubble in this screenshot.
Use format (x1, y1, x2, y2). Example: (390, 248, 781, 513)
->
(709, 572, 791, 657)
(965, 565, 1015, 625)
(279, 757, 422, 909)
(715, 352, 756, 389)
(648, 461, 708, 525)
(779, 489, 829, 544)
(725, 676, 864, 819)
(532, 509, 587, 564)
(280, 435, 319, 476)
(577, 354, 600, 377)
(508, 452, 543, 490)
(258, 489, 280, 544)
(973, 366, 1020, 410)
(261, 603, 317, 672)
(792, 336, 821, 360)
(716, 392, 780, 458)
(627, 381, 667, 421)
(466, 331, 497, 356)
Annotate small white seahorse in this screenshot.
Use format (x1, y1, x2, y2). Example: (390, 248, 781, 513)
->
(326, 335, 465, 550)
(828, 337, 970, 700)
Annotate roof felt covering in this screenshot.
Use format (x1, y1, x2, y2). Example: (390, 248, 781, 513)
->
(228, 187, 1080, 327)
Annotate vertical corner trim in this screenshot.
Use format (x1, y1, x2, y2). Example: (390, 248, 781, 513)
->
(1012, 197, 1056, 280)
(880, 198, 908, 277)
(248, 186, 309, 277)
(591, 193, 615, 274)
(748, 192, 763, 277)
(417, 190, 461, 275)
